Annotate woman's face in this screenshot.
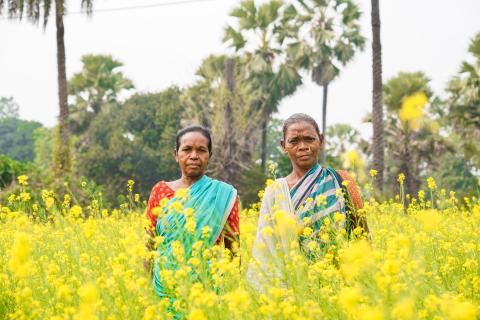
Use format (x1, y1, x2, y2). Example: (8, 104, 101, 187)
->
(281, 121, 323, 171)
(175, 132, 210, 179)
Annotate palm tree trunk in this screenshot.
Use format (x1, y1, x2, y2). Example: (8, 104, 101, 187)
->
(403, 130, 415, 197)
(260, 116, 268, 173)
(320, 84, 328, 164)
(53, 0, 71, 178)
(371, 0, 385, 193)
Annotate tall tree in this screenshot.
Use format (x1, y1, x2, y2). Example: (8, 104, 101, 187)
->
(223, 0, 301, 172)
(183, 55, 261, 188)
(446, 32, 480, 169)
(383, 72, 452, 196)
(280, 0, 365, 163)
(0, 0, 94, 179)
(371, 0, 384, 192)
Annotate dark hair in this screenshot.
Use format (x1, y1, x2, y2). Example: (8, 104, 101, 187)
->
(282, 113, 321, 139)
(175, 125, 213, 154)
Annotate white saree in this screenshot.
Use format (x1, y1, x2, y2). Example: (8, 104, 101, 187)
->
(246, 178, 298, 290)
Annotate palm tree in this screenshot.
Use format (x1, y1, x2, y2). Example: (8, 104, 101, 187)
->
(223, 0, 302, 172)
(279, 0, 365, 163)
(382, 72, 452, 197)
(447, 32, 480, 168)
(68, 54, 134, 135)
(371, 0, 384, 192)
(182, 55, 262, 187)
(0, 0, 94, 178)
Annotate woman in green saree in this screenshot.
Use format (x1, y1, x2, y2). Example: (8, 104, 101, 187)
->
(248, 113, 367, 288)
(144, 125, 239, 298)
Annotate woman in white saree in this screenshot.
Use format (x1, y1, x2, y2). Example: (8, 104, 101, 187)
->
(247, 113, 367, 290)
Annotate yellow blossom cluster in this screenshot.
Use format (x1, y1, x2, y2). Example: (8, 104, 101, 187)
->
(399, 92, 429, 129)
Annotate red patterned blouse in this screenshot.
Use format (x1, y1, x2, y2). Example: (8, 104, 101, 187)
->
(146, 181, 239, 244)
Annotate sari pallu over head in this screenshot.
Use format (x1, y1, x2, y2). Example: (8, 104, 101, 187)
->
(247, 163, 347, 289)
(152, 175, 237, 297)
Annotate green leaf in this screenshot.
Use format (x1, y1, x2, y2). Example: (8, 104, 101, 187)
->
(223, 25, 246, 50)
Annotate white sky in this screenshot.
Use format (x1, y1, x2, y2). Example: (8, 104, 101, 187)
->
(1, 0, 479, 139)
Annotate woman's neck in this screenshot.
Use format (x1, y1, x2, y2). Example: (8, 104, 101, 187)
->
(167, 174, 203, 190)
(286, 164, 314, 187)
(179, 174, 202, 188)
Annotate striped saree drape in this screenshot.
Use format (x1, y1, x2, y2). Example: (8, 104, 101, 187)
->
(247, 163, 348, 290)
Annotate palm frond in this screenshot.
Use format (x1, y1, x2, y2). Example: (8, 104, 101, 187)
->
(81, 0, 93, 15)
(297, 0, 314, 14)
(341, 1, 362, 25)
(468, 32, 480, 59)
(267, 0, 283, 22)
(223, 25, 246, 50)
(460, 61, 479, 80)
(231, 0, 256, 30)
(42, 0, 52, 27)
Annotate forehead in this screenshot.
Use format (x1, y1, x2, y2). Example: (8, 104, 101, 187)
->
(179, 131, 209, 146)
(285, 121, 318, 138)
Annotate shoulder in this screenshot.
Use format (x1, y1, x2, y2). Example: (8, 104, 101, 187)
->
(334, 169, 363, 209)
(335, 170, 355, 183)
(150, 181, 173, 196)
(151, 180, 167, 191)
(332, 169, 360, 188)
(264, 178, 288, 198)
(333, 169, 362, 194)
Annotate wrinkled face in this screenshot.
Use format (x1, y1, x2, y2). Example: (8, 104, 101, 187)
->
(174, 132, 210, 179)
(281, 121, 323, 170)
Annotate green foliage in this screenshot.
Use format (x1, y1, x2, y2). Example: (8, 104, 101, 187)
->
(326, 123, 361, 163)
(183, 55, 261, 187)
(280, 0, 365, 163)
(0, 155, 25, 188)
(0, 117, 43, 162)
(1, 0, 96, 179)
(237, 164, 267, 207)
(224, 0, 302, 171)
(427, 153, 479, 198)
(446, 32, 480, 169)
(264, 118, 291, 177)
(33, 127, 54, 170)
(52, 122, 72, 180)
(0, 97, 20, 118)
(281, 0, 366, 86)
(381, 71, 455, 197)
(224, 0, 302, 112)
(0, 0, 93, 27)
(69, 54, 134, 135)
(77, 87, 183, 204)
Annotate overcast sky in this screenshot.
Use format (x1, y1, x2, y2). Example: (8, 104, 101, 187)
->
(1, 0, 480, 138)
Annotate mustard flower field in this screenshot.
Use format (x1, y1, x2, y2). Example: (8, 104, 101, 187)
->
(0, 176, 479, 320)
